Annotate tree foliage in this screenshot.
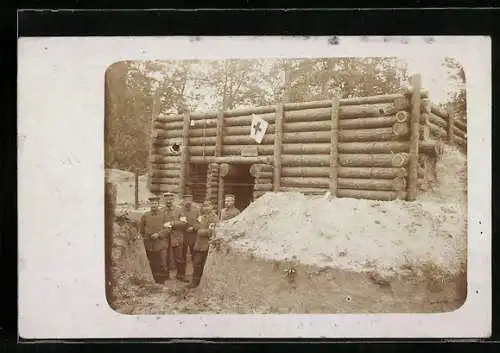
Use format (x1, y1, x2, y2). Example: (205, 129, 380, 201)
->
(441, 57, 467, 119)
(105, 57, 412, 172)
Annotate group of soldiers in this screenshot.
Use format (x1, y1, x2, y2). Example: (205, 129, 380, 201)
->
(139, 192, 241, 289)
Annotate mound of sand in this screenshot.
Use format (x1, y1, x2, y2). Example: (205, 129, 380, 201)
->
(111, 220, 153, 281)
(218, 147, 467, 278)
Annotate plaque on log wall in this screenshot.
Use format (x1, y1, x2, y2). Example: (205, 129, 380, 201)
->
(241, 146, 259, 157)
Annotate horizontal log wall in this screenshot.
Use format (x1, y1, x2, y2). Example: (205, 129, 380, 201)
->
(268, 94, 413, 201)
(416, 100, 467, 192)
(149, 88, 464, 202)
(250, 163, 273, 200)
(423, 105, 467, 150)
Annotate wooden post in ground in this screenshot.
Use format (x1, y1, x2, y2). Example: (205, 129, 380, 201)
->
(215, 110, 225, 217)
(134, 171, 139, 209)
(329, 97, 340, 196)
(408, 74, 422, 201)
(216, 110, 224, 157)
(179, 111, 190, 197)
(217, 172, 224, 219)
(273, 103, 284, 191)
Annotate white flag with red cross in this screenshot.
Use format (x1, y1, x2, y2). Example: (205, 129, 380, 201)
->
(249, 114, 268, 144)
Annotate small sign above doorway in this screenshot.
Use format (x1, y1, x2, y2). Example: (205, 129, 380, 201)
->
(241, 146, 258, 157)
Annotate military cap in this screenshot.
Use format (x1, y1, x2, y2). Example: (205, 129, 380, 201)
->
(148, 195, 160, 201)
(225, 194, 235, 200)
(163, 192, 174, 197)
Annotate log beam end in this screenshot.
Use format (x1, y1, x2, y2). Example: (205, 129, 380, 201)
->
(395, 111, 409, 123)
(392, 152, 410, 168)
(392, 122, 410, 138)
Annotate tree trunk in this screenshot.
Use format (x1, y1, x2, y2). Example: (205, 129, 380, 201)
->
(134, 171, 139, 209)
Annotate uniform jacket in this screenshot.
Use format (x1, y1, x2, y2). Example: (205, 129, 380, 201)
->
(221, 206, 240, 221)
(162, 205, 185, 247)
(140, 210, 168, 252)
(180, 206, 201, 233)
(194, 211, 218, 251)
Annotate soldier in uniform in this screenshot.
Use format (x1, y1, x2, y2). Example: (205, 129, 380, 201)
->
(220, 194, 241, 221)
(180, 194, 201, 277)
(187, 200, 218, 289)
(162, 192, 189, 283)
(139, 195, 170, 284)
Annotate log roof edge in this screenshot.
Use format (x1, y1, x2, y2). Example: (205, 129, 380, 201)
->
(156, 91, 430, 123)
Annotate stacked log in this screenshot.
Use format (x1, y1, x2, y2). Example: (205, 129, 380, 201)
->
(205, 163, 219, 206)
(425, 104, 467, 150)
(153, 91, 428, 122)
(185, 140, 441, 156)
(450, 113, 467, 150)
(414, 101, 466, 196)
(149, 110, 184, 194)
(274, 95, 413, 201)
(147, 89, 459, 203)
(148, 144, 182, 194)
(250, 164, 274, 200)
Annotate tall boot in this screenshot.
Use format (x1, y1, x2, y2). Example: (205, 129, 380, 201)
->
(174, 246, 189, 283)
(187, 251, 201, 288)
(159, 248, 170, 283)
(186, 280, 199, 289)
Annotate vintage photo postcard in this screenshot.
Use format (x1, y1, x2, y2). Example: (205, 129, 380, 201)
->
(18, 36, 491, 339)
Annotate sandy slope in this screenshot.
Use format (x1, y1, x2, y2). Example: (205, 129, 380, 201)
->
(218, 145, 467, 277)
(109, 145, 467, 314)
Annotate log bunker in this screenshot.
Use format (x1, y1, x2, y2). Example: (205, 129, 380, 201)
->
(148, 74, 467, 216)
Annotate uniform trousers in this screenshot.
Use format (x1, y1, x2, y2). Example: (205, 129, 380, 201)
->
(171, 245, 186, 278)
(182, 231, 197, 271)
(191, 250, 209, 285)
(145, 248, 169, 283)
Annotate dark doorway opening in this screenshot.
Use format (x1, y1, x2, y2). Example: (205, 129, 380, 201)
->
(224, 164, 255, 212)
(187, 163, 208, 205)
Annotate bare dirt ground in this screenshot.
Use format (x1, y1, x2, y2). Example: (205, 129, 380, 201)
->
(107, 145, 467, 314)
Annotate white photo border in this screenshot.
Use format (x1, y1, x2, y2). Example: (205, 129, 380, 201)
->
(17, 36, 491, 339)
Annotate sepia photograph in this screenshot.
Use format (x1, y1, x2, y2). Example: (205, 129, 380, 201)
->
(105, 56, 468, 315)
(18, 36, 490, 338)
